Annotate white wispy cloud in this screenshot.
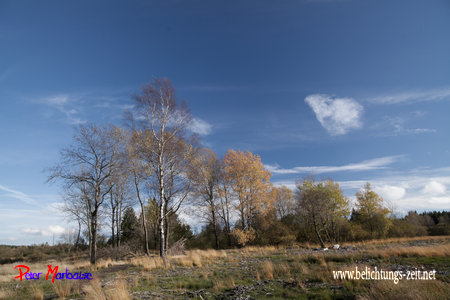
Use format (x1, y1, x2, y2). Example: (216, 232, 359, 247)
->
(379, 115, 436, 136)
(189, 118, 212, 136)
(0, 184, 36, 204)
(41, 94, 86, 125)
(45, 95, 69, 106)
(305, 94, 364, 135)
(266, 155, 400, 175)
(368, 87, 450, 104)
(180, 85, 241, 92)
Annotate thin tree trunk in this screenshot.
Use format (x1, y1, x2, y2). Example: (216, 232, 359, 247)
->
(87, 218, 93, 261)
(134, 173, 150, 256)
(90, 212, 98, 264)
(159, 203, 166, 258)
(154, 225, 158, 250)
(116, 199, 122, 248)
(75, 219, 81, 251)
(164, 210, 169, 252)
(221, 193, 232, 247)
(111, 208, 115, 248)
(313, 219, 325, 248)
(211, 204, 219, 249)
(159, 154, 167, 258)
(116, 205, 119, 248)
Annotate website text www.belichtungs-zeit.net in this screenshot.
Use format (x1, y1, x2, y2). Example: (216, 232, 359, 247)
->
(332, 266, 436, 284)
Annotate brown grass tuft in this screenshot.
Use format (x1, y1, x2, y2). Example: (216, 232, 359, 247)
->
(213, 275, 235, 292)
(106, 279, 131, 300)
(130, 256, 165, 271)
(274, 262, 291, 277)
(53, 280, 73, 299)
(169, 249, 226, 268)
(0, 287, 10, 300)
(260, 260, 274, 280)
(83, 279, 106, 300)
(30, 284, 44, 300)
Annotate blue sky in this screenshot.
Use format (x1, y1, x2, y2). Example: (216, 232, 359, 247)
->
(1, 0, 450, 245)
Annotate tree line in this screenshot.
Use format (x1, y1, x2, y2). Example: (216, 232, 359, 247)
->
(47, 78, 450, 264)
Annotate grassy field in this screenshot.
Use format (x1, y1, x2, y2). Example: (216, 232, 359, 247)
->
(0, 236, 449, 299)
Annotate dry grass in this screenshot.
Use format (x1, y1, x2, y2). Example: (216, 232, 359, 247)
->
(170, 249, 227, 268)
(0, 260, 73, 283)
(30, 284, 43, 300)
(350, 236, 449, 247)
(188, 252, 202, 267)
(0, 287, 10, 300)
(255, 270, 261, 280)
(0, 238, 447, 299)
(274, 262, 291, 277)
(82, 279, 106, 300)
(213, 275, 235, 292)
(72, 260, 91, 270)
(242, 246, 277, 256)
(130, 275, 140, 288)
(105, 279, 131, 300)
(260, 260, 274, 280)
(130, 256, 166, 271)
(171, 253, 202, 267)
(199, 270, 209, 279)
(292, 257, 309, 276)
(367, 244, 449, 258)
(0, 287, 11, 300)
(358, 279, 450, 300)
(52, 280, 75, 299)
(292, 242, 322, 250)
(89, 258, 128, 271)
(130, 250, 227, 270)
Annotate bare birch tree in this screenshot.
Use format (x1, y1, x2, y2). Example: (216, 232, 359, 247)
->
(126, 78, 194, 258)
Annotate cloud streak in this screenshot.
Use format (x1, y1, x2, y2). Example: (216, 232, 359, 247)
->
(42, 95, 86, 125)
(305, 94, 363, 135)
(266, 155, 400, 175)
(379, 115, 436, 136)
(368, 87, 450, 104)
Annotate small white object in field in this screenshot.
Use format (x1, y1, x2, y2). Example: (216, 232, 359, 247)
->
(333, 244, 340, 250)
(322, 247, 328, 251)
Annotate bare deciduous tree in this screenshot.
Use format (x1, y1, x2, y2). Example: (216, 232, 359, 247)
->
(127, 130, 151, 255)
(48, 124, 122, 264)
(188, 148, 222, 249)
(272, 185, 296, 220)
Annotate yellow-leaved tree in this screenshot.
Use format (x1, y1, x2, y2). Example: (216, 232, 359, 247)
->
(223, 150, 272, 246)
(354, 182, 391, 238)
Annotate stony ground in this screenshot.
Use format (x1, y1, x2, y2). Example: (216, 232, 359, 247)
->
(1, 236, 449, 299)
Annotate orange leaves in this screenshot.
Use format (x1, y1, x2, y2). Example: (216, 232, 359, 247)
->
(222, 150, 273, 229)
